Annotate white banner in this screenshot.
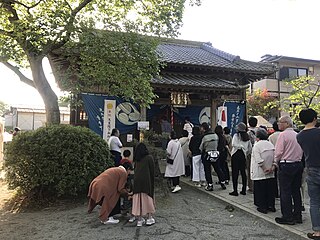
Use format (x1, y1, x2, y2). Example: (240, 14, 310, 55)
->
(103, 100, 116, 141)
(217, 106, 228, 128)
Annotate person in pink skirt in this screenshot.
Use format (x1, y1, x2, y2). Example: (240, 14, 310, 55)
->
(131, 142, 156, 227)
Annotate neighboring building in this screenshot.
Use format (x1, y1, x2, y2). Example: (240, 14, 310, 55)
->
(4, 106, 70, 130)
(251, 55, 320, 115)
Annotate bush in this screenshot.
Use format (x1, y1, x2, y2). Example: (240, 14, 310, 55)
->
(4, 125, 112, 198)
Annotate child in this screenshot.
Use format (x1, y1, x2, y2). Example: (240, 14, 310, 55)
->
(120, 150, 132, 165)
(119, 151, 135, 222)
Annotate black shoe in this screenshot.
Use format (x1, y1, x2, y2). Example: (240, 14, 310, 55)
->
(275, 217, 295, 225)
(257, 208, 268, 214)
(229, 191, 238, 196)
(268, 207, 276, 212)
(205, 184, 213, 191)
(225, 180, 229, 185)
(307, 233, 320, 239)
(301, 206, 305, 211)
(240, 191, 246, 195)
(220, 183, 226, 190)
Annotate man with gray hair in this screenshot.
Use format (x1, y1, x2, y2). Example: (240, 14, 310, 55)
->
(272, 115, 304, 225)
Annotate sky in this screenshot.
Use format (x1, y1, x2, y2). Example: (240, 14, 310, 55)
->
(1, 0, 320, 106)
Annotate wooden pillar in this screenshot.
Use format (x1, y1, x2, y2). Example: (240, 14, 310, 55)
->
(139, 106, 147, 142)
(241, 89, 248, 124)
(140, 106, 146, 121)
(211, 98, 217, 129)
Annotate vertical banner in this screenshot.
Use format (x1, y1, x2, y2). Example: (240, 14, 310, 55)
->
(227, 101, 245, 136)
(103, 100, 116, 141)
(217, 106, 228, 128)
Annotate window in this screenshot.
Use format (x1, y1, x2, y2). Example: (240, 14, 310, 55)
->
(279, 67, 308, 80)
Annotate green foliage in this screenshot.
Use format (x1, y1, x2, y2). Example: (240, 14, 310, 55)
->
(283, 76, 320, 124)
(0, 100, 9, 116)
(63, 31, 160, 106)
(4, 125, 112, 198)
(0, 0, 201, 123)
(247, 88, 279, 120)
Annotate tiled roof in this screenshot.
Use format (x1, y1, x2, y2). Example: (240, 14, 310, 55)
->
(261, 54, 320, 64)
(151, 72, 243, 90)
(156, 40, 275, 74)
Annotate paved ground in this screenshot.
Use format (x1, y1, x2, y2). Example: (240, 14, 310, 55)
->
(159, 158, 312, 239)
(0, 181, 304, 240)
(0, 160, 311, 240)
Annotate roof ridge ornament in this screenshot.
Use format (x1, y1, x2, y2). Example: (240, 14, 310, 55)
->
(200, 43, 240, 63)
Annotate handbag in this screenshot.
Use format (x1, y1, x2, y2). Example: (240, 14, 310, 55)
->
(205, 150, 220, 163)
(166, 157, 174, 164)
(166, 143, 180, 165)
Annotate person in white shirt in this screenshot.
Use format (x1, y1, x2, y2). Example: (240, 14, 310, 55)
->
(251, 128, 276, 214)
(183, 116, 194, 139)
(229, 122, 252, 196)
(108, 128, 123, 166)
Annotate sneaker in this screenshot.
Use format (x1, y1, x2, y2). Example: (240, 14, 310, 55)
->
(201, 181, 207, 187)
(172, 185, 182, 193)
(220, 183, 226, 190)
(205, 184, 213, 191)
(137, 218, 145, 227)
(146, 217, 155, 226)
(194, 182, 202, 188)
(102, 217, 119, 224)
(128, 216, 136, 223)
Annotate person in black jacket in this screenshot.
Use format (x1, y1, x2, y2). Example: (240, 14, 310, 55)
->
(189, 126, 206, 187)
(131, 143, 155, 227)
(215, 125, 229, 185)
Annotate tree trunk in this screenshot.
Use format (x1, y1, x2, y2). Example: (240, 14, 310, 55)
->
(29, 56, 60, 124)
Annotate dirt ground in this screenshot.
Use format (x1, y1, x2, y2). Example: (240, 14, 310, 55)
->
(0, 179, 303, 240)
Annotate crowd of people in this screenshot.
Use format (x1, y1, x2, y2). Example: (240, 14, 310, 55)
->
(87, 110, 320, 239)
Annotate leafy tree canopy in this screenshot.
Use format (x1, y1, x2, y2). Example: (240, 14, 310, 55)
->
(0, 0, 201, 123)
(247, 88, 279, 120)
(55, 30, 161, 106)
(283, 76, 320, 124)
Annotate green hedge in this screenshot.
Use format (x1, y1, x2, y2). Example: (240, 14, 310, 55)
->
(4, 125, 112, 198)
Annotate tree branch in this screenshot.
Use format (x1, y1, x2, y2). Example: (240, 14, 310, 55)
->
(44, 0, 93, 53)
(1, 61, 36, 88)
(0, 28, 14, 36)
(307, 82, 320, 107)
(6, 0, 44, 12)
(1, 1, 19, 21)
(1, 1, 38, 53)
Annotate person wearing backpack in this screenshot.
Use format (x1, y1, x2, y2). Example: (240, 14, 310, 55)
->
(199, 122, 226, 191)
(247, 116, 258, 192)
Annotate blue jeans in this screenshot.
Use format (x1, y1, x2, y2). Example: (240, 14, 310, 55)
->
(307, 167, 320, 231)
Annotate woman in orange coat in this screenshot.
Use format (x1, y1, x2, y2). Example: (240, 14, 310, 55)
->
(87, 163, 133, 224)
